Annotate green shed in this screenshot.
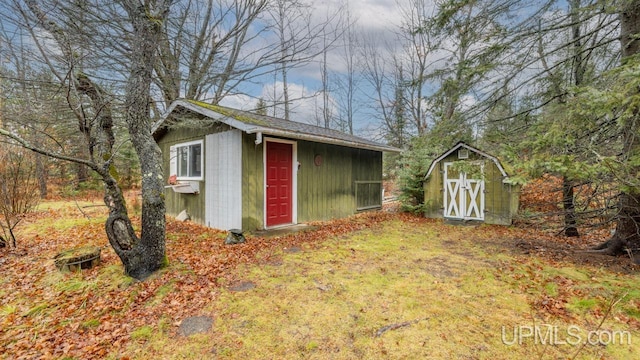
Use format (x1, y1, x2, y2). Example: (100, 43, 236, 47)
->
(152, 100, 399, 232)
(423, 142, 519, 225)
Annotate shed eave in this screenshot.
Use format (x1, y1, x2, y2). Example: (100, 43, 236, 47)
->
(244, 127, 400, 153)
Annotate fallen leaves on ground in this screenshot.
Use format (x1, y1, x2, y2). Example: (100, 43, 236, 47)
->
(1, 189, 638, 359)
(0, 197, 393, 359)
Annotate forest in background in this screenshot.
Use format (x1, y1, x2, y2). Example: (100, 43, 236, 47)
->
(1, 0, 640, 272)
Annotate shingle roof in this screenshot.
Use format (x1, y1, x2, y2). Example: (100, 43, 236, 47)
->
(153, 99, 401, 153)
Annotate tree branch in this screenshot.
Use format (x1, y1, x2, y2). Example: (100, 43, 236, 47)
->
(0, 128, 101, 174)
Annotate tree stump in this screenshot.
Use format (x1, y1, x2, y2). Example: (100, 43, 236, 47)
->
(54, 246, 101, 272)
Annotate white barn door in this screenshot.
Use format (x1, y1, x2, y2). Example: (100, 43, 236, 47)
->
(443, 162, 485, 221)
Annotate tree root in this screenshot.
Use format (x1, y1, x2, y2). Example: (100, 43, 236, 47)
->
(575, 248, 612, 255)
(592, 239, 611, 251)
(590, 236, 625, 256)
(586, 236, 640, 263)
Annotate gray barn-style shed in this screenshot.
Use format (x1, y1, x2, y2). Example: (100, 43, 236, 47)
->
(423, 142, 519, 225)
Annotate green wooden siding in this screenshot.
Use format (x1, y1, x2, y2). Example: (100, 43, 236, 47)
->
(423, 151, 519, 225)
(241, 133, 264, 231)
(157, 124, 231, 225)
(424, 165, 444, 219)
(296, 141, 381, 223)
(160, 129, 384, 231)
(239, 136, 383, 230)
(297, 141, 352, 222)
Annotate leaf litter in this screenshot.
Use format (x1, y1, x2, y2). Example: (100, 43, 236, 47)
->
(1, 188, 639, 359)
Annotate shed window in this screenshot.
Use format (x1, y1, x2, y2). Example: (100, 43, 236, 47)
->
(170, 140, 203, 180)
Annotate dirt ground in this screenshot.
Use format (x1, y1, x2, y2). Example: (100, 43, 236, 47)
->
(507, 233, 639, 274)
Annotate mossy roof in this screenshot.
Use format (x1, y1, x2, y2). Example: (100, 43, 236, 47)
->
(153, 99, 400, 153)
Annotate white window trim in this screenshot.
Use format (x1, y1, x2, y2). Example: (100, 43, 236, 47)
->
(170, 139, 204, 181)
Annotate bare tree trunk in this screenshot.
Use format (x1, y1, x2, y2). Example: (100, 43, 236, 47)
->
(281, 61, 290, 120)
(536, 1, 584, 238)
(35, 154, 47, 198)
(343, 5, 356, 135)
(31, 130, 48, 198)
(562, 0, 584, 238)
(106, 1, 168, 280)
(321, 40, 330, 128)
(563, 176, 579, 237)
(75, 163, 89, 186)
(276, 0, 290, 121)
(17, 0, 169, 279)
(598, 0, 640, 258)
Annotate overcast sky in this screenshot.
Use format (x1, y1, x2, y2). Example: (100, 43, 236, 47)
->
(219, 0, 418, 136)
(3, 0, 432, 138)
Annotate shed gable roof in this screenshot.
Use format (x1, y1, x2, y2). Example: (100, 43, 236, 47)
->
(153, 100, 400, 153)
(424, 142, 509, 179)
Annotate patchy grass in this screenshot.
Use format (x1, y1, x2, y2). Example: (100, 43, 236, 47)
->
(568, 298, 599, 313)
(128, 219, 640, 359)
(23, 303, 50, 318)
(131, 325, 154, 341)
(82, 318, 101, 329)
(147, 281, 176, 307)
(2, 198, 640, 359)
(0, 305, 18, 316)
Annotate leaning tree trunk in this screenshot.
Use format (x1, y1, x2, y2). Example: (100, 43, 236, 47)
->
(18, 0, 169, 279)
(77, 65, 165, 280)
(103, 1, 169, 280)
(598, 0, 640, 258)
(598, 193, 640, 256)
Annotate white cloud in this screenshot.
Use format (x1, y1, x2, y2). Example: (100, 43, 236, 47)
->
(227, 80, 347, 129)
(258, 81, 328, 124)
(459, 94, 477, 113)
(314, 0, 403, 32)
(218, 93, 258, 111)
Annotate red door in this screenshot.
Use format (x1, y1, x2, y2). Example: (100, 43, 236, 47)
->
(266, 141, 293, 227)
